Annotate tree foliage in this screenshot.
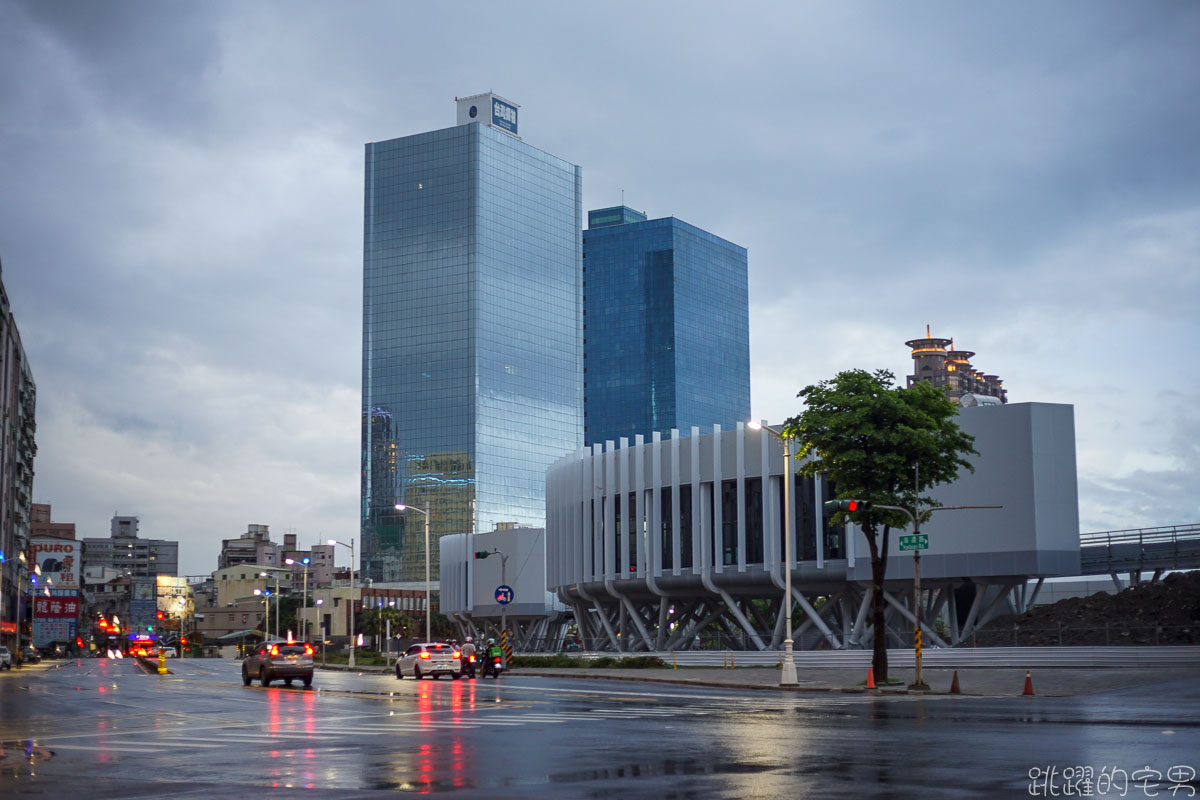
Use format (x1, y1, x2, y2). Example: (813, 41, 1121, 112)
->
(782, 368, 977, 681)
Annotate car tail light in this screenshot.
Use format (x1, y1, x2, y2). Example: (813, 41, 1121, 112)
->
(303, 643, 314, 656)
(452, 650, 461, 659)
(419, 651, 431, 659)
(269, 645, 279, 657)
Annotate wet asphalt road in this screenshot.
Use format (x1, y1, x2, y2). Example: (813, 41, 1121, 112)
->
(1, 657, 1197, 799)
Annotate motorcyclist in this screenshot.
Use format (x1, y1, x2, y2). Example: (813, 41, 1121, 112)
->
(460, 636, 477, 678)
(482, 637, 503, 678)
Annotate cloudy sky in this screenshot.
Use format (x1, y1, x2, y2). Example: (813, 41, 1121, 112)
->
(2, 1, 1197, 576)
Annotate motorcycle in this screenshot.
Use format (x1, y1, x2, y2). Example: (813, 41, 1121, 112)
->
(481, 652, 504, 679)
(463, 653, 477, 679)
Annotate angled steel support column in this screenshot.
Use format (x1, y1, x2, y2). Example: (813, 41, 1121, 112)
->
(714, 587, 767, 650)
(882, 590, 949, 648)
(849, 585, 873, 648)
(792, 587, 844, 649)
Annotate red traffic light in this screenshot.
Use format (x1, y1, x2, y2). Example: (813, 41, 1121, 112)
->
(847, 500, 861, 512)
(156, 611, 165, 620)
(180, 636, 187, 645)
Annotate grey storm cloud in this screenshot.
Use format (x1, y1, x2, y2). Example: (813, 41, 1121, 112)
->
(1, 0, 1197, 572)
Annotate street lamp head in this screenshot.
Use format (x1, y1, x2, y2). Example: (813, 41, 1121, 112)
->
(301, 557, 310, 565)
(394, 503, 406, 511)
(747, 420, 763, 431)
(285, 558, 295, 566)
(314, 598, 323, 606)
(254, 589, 263, 596)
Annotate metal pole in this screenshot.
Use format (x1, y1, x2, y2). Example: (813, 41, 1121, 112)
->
(910, 463, 929, 691)
(500, 551, 508, 669)
(425, 504, 431, 643)
(275, 572, 280, 640)
(780, 434, 798, 686)
(302, 564, 308, 642)
(349, 538, 356, 668)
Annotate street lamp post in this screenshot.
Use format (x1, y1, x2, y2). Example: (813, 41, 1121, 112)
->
(285, 557, 311, 641)
(259, 571, 280, 639)
(327, 538, 356, 667)
(395, 504, 432, 642)
(748, 421, 799, 686)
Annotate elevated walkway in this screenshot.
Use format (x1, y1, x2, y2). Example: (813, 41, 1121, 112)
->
(1079, 524, 1200, 584)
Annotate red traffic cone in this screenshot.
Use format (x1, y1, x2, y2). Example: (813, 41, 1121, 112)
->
(866, 666, 876, 690)
(949, 670, 961, 695)
(1022, 670, 1035, 696)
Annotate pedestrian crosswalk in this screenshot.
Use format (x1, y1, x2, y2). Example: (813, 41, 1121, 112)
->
(9, 701, 745, 755)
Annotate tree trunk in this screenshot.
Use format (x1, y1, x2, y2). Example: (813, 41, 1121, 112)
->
(865, 523, 889, 683)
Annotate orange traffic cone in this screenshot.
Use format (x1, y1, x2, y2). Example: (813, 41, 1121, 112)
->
(949, 670, 961, 695)
(866, 666, 876, 690)
(1022, 670, 1035, 696)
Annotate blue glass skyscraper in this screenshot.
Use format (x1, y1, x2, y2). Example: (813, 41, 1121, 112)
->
(582, 206, 749, 446)
(362, 94, 583, 583)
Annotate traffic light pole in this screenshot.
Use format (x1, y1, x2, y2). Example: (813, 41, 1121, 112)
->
(475, 548, 509, 668)
(827, 491, 999, 691)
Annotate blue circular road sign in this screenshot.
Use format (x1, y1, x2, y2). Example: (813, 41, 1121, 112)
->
(495, 585, 514, 605)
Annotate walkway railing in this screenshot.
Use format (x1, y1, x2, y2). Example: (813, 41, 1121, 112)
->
(1080, 523, 1200, 548)
(1079, 523, 1200, 574)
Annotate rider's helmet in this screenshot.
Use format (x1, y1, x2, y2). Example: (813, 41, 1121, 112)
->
(464, 636, 473, 643)
(487, 638, 495, 646)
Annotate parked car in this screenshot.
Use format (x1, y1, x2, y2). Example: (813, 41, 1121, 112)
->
(396, 642, 462, 680)
(242, 639, 314, 688)
(19, 646, 41, 664)
(0, 645, 11, 669)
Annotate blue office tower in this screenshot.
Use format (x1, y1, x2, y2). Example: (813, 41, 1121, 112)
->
(362, 94, 583, 583)
(583, 206, 749, 446)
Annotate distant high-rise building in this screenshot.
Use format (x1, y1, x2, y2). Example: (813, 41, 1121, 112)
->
(582, 206, 750, 445)
(0, 262, 36, 655)
(905, 326, 1007, 405)
(81, 515, 179, 578)
(361, 93, 583, 583)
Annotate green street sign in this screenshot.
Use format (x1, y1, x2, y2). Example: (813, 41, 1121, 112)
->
(899, 534, 929, 551)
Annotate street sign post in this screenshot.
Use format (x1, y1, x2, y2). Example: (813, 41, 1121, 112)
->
(898, 534, 928, 551)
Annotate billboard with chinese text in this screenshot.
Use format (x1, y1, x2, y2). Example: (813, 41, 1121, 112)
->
(31, 538, 80, 589)
(33, 589, 79, 648)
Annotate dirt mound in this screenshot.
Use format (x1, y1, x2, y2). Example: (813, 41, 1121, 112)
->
(966, 570, 1200, 646)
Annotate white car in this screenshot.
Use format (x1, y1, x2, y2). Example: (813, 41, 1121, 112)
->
(396, 642, 462, 680)
(0, 645, 11, 670)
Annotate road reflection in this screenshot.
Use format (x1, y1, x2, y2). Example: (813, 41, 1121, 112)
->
(383, 678, 475, 792)
(264, 682, 318, 788)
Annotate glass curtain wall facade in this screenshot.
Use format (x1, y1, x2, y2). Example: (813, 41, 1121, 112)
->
(362, 123, 583, 583)
(582, 210, 750, 446)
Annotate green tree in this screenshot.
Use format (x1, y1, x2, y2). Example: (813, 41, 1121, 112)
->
(783, 368, 976, 683)
(359, 608, 413, 643)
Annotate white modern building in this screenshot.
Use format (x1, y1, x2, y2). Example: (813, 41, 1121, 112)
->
(440, 526, 567, 648)
(541, 402, 1080, 652)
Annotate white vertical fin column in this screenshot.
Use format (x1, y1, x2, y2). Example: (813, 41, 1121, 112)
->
(619, 437, 630, 583)
(712, 424, 723, 575)
(670, 428, 681, 577)
(737, 422, 746, 572)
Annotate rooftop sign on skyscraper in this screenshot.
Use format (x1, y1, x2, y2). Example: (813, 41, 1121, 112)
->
(456, 92, 519, 137)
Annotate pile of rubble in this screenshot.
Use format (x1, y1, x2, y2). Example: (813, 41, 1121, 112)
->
(966, 570, 1200, 646)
